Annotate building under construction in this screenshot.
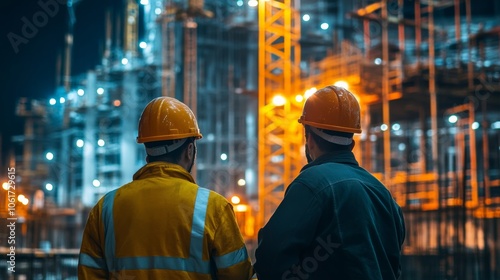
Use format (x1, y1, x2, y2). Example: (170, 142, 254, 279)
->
(2, 0, 500, 279)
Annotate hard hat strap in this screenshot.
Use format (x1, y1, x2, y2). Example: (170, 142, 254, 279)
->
(146, 138, 187, 156)
(310, 127, 353, 145)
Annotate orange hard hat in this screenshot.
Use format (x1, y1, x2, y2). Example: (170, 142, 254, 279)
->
(137, 97, 202, 143)
(298, 85, 361, 134)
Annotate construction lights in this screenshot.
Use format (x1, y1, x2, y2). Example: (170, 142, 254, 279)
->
(76, 139, 84, 148)
(272, 95, 286, 106)
(220, 153, 228, 161)
(248, 0, 258, 7)
(333, 80, 349, 90)
(97, 139, 105, 147)
(234, 204, 248, 212)
(304, 87, 317, 99)
(46, 152, 54, 161)
(231, 195, 241, 204)
(271, 87, 323, 106)
(18, 194, 29, 205)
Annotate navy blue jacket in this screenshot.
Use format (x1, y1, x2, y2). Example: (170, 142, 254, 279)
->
(254, 151, 405, 280)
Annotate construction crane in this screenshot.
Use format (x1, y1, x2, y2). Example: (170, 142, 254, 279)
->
(257, 0, 303, 229)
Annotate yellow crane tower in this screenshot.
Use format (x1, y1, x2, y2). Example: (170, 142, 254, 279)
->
(257, 0, 303, 229)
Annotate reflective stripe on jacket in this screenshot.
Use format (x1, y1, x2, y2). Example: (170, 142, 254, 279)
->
(78, 162, 253, 279)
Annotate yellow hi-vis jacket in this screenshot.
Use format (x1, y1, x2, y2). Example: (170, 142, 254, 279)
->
(78, 162, 253, 279)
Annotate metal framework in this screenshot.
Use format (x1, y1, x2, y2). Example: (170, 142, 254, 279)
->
(125, 0, 139, 56)
(161, 1, 177, 97)
(257, 0, 302, 228)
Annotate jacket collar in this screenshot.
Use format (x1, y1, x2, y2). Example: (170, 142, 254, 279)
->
(300, 150, 359, 172)
(133, 161, 196, 183)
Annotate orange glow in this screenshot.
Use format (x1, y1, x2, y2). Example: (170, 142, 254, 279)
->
(113, 100, 121, 107)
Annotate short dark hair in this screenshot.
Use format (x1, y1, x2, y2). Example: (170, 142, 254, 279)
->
(145, 137, 196, 163)
(305, 126, 353, 152)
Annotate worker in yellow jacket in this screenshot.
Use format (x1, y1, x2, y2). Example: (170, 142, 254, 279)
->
(78, 97, 253, 279)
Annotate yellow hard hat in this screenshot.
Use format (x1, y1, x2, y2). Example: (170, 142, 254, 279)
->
(137, 97, 202, 143)
(298, 85, 361, 134)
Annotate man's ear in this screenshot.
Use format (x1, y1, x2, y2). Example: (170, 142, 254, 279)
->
(186, 142, 195, 161)
(306, 132, 316, 150)
(305, 132, 318, 162)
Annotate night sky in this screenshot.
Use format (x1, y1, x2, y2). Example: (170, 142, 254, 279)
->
(0, 0, 118, 165)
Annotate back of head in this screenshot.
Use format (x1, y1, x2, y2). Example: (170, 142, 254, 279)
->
(137, 97, 202, 161)
(298, 85, 361, 149)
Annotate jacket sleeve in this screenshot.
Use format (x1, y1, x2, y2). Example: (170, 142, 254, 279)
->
(253, 182, 323, 280)
(211, 202, 254, 280)
(78, 204, 108, 279)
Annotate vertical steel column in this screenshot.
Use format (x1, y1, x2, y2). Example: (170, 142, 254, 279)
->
(184, 19, 198, 114)
(415, 0, 422, 70)
(258, 0, 302, 229)
(454, 0, 461, 69)
(121, 72, 138, 184)
(428, 1, 439, 184)
(482, 100, 491, 205)
(184, 19, 198, 179)
(381, 0, 391, 186)
(468, 100, 478, 208)
(466, 0, 473, 90)
(82, 72, 97, 207)
(398, 0, 405, 66)
(161, 2, 176, 97)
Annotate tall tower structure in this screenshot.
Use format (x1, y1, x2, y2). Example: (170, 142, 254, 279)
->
(124, 0, 139, 57)
(257, 0, 303, 228)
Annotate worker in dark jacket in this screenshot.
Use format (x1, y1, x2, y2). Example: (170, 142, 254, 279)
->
(254, 85, 405, 280)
